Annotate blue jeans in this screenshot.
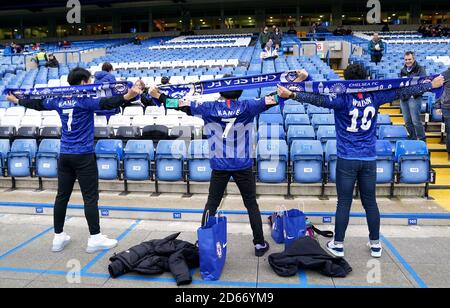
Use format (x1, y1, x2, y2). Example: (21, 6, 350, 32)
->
(442, 108, 450, 154)
(400, 97, 426, 141)
(335, 158, 380, 243)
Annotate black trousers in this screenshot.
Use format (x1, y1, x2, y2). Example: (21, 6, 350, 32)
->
(371, 54, 382, 65)
(201, 168, 265, 245)
(54, 153, 101, 236)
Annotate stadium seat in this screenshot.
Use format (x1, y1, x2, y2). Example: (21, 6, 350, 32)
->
(170, 126, 193, 141)
(259, 114, 284, 127)
(142, 125, 170, 142)
(1, 116, 22, 129)
(7, 139, 37, 177)
(154, 116, 180, 129)
(17, 126, 40, 139)
(109, 115, 131, 128)
(36, 139, 60, 178)
(307, 105, 330, 118)
(40, 127, 62, 139)
(42, 117, 62, 128)
(0, 126, 16, 140)
(379, 126, 409, 147)
(287, 126, 316, 144)
(5, 106, 25, 117)
(156, 140, 187, 182)
(123, 140, 155, 181)
(123, 106, 144, 117)
(187, 140, 212, 182)
(258, 124, 286, 141)
(317, 126, 337, 151)
(291, 140, 323, 183)
(0, 139, 10, 174)
(283, 104, 305, 118)
(311, 114, 335, 131)
(376, 140, 395, 184)
(95, 140, 124, 180)
(325, 140, 337, 183)
(94, 127, 115, 139)
(256, 139, 288, 183)
(116, 126, 141, 140)
(132, 115, 155, 128)
(262, 105, 281, 114)
(396, 140, 430, 184)
(284, 114, 310, 130)
(94, 116, 108, 128)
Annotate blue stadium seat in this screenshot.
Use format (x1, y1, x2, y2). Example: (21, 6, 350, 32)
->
(7, 139, 37, 177)
(123, 140, 154, 181)
(291, 140, 323, 183)
(0, 140, 10, 174)
(257, 124, 286, 141)
(156, 140, 187, 182)
(284, 114, 310, 130)
(283, 104, 305, 118)
(311, 114, 335, 131)
(317, 126, 336, 151)
(307, 105, 330, 118)
(257, 140, 288, 183)
(396, 140, 430, 184)
(379, 126, 409, 147)
(376, 114, 393, 136)
(188, 140, 212, 182)
(325, 140, 337, 183)
(95, 140, 124, 180)
(376, 140, 394, 184)
(262, 105, 281, 114)
(287, 125, 316, 144)
(36, 139, 60, 178)
(259, 113, 284, 127)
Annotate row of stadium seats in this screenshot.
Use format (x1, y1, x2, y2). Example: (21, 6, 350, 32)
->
(0, 138, 431, 186)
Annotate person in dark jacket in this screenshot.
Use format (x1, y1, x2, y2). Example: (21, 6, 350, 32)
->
(108, 233, 199, 286)
(399, 51, 427, 142)
(270, 27, 283, 50)
(259, 26, 271, 49)
(368, 33, 385, 65)
(269, 237, 352, 278)
(46, 53, 60, 68)
(440, 68, 450, 160)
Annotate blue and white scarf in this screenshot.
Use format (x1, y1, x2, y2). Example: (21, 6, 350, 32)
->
(158, 71, 443, 99)
(4, 81, 132, 99)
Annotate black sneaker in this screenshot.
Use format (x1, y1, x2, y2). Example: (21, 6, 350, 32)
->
(255, 241, 270, 257)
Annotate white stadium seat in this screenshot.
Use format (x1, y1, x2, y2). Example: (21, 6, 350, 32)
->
(20, 116, 42, 128)
(0, 116, 22, 128)
(108, 115, 131, 128)
(131, 115, 155, 128)
(94, 116, 108, 127)
(145, 106, 165, 117)
(5, 106, 26, 117)
(42, 116, 62, 128)
(123, 106, 144, 117)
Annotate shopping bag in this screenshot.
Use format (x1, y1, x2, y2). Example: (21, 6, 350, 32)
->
(283, 209, 306, 248)
(197, 212, 227, 281)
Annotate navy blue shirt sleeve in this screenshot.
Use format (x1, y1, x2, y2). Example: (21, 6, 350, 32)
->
(374, 83, 433, 107)
(293, 92, 346, 110)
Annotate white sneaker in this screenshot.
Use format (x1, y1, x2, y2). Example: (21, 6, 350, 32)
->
(52, 233, 71, 252)
(326, 241, 345, 258)
(368, 242, 383, 258)
(86, 234, 118, 254)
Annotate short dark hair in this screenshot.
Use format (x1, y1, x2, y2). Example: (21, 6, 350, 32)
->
(161, 76, 170, 85)
(220, 74, 243, 100)
(344, 64, 368, 81)
(67, 67, 92, 86)
(102, 62, 113, 72)
(404, 51, 415, 57)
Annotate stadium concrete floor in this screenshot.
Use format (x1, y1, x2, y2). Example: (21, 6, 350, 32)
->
(1, 212, 449, 288)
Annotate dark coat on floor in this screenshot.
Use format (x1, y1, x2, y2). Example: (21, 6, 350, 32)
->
(108, 233, 199, 286)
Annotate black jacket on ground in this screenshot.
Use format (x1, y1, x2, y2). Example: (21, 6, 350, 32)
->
(108, 233, 199, 286)
(268, 237, 352, 278)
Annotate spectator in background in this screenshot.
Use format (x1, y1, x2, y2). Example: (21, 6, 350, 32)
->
(345, 27, 353, 35)
(368, 33, 384, 65)
(94, 62, 116, 84)
(440, 68, 450, 161)
(33, 48, 48, 67)
(63, 40, 71, 48)
(270, 27, 283, 50)
(94, 62, 120, 120)
(46, 53, 60, 68)
(382, 23, 390, 32)
(133, 35, 142, 45)
(161, 76, 170, 85)
(333, 27, 346, 36)
(399, 51, 427, 142)
(259, 26, 271, 49)
(287, 25, 297, 35)
(260, 39, 278, 61)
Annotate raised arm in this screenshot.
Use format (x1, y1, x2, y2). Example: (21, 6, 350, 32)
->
(149, 86, 194, 116)
(376, 76, 444, 107)
(98, 83, 142, 110)
(7, 94, 47, 111)
(277, 85, 344, 110)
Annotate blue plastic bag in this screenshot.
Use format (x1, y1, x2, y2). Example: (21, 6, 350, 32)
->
(283, 209, 306, 248)
(270, 211, 284, 244)
(197, 214, 227, 281)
